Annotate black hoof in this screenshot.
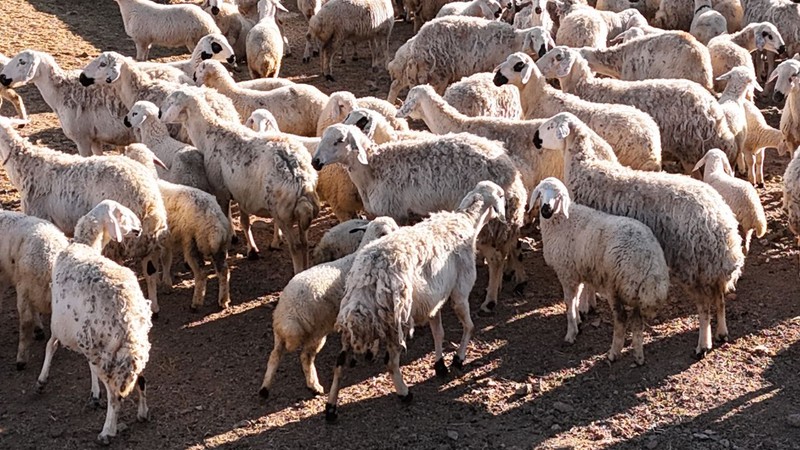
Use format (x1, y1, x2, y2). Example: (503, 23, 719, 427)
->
(247, 249, 260, 260)
(34, 327, 45, 341)
(398, 391, 413, 403)
(716, 334, 729, 344)
(434, 357, 449, 377)
(352, 56, 358, 62)
(579, 311, 589, 323)
(259, 387, 269, 399)
(151, 311, 159, 320)
(503, 272, 513, 282)
(35, 380, 46, 394)
(16, 361, 26, 371)
(312, 51, 319, 57)
(365, 350, 374, 362)
(88, 396, 103, 409)
(757, 183, 765, 189)
(325, 403, 338, 423)
(514, 281, 528, 296)
(325, 74, 335, 82)
(231, 235, 240, 245)
(190, 305, 199, 313)
(695, 348, 709, 360)
(477, 302, 496, 317)
(451, 354, 464, 370)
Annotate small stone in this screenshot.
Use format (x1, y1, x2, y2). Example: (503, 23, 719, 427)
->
(447, 430, 459, 441)
(786, 414, 800, 428)
(693, 433, 709, 440)
(645, 438, 658, 449)
(591, 318, 601, 327)
(195, 405, 204, 411)
(552, 401, 574, 413)
(550, 424, 561, 431)
(751, 345, 771, 356)
(720, 439, 731, 448)
(233, 420, 251, 429)
(515, 384, 532, 396)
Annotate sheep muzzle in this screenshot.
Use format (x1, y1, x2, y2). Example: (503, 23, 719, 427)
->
(493, 71, 509, 86)
(79, 73, 95, 86)
(0, 75, 10, 87)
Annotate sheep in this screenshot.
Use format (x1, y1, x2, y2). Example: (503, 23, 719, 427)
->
(514, 0, 554, 34)
(528, 178, 668, 364)
(578, 31, 715, 90)
(740, 100, 784, 187)
(237, 76, 295, 91)
(160, 88, 319, 272)
(779, 69, 800, 159)
(246, 0, 287, 78)
(245, 108, 363, 223)
(315, 91, 408, 137)
(690, 0, 728, 45)
(124, 144, 232, 311)
(258, 217, 399, 398)
(141, 33, 237, 82)
(0, 54, 27, 122)
(442, 72, 524, 119)
(596, 0, 661, 20)
(692, 149, 766, 253)
(325, 181, 507, 421)
(556, 6, 643, 48)
(412, 0, 461, 31)
(313, 124, 527, 313)
(742, 1, 800, 56)
(494, 53, 662, 171)
(0, 50, 134, 157)
(236, 0, 261, 21)
(708, 22, 785, 92)
(194, 60, 327, 136)
(311, 218, 370, 265)
(437, 0, 504, 18)
(306, 0, 394, 81)
(536, 46, 737, 172)
(113, 0, 222, 61)
(783, 150, 800, 275)
(769, 55, 800, 104)
(0, 118, 169, 316)
(124, 101, 210, 192)
(716, 67, 762, 160)
(654, 0, 743, 32)
(36, 200, 151, 445)
(404, 16, 548, 94)
(204, 0, 255, 62)
(0, 210, 69, 370)
(343, 107, 434, 144)
(533, 112, 744, 356)
(387, 37, 418, 103)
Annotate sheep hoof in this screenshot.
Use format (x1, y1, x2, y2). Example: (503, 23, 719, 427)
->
(302, 57, 311, 64)
(34, 327, 46, 341)
(308, 385, 324, 396)
(451, 355, 464, 370)
(16, 361, 26, 371)
(715, 334, 729, 344)
(151, 311, 159, 320)
(88, 395, 103, 410)
(35, 380, 46, 393)
(352, 56, 358, 62)
(634, 356, 645, 367)
(694, 348, 709, 360)
(325, 74, 335, 82)
(513, 281, 527, 296)
(247, 249, 260, 260)
(137, 411, 149, 422)
(398, 391, 413, 403)
(231, 235, 240, 245)
(434, 357, 449, 377)
(757, 183, 765, 189)
(477, 302, 496, 317)
(259, 387, 270, 399)
(325, 403, 338, 423)
(97, 434, 111, 446)
(190, 305, 200, 313)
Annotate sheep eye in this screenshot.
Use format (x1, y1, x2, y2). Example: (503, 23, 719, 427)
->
(99, 62, 107, 68)
(513, 62, 525, 72)
(534, 6, 542, 13)
(132, 112, 138, 116)
(335, 138, 344, 145)
(555, 54, 563, 61)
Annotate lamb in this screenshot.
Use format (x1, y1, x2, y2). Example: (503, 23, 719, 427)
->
(160, 88, 319, 271)
(740, 100, 784, 187)
(533, 112, 744, 356)
(325, 181, 507, 421)
(36, 200, 151, 445)
(654, 0, 743, 32)
(306, 0, 394, 81)
(313, 124, 527, 313)
(556, 6, 643, 48)
(124, 144, 232, 311)
(528, 178, 668, 364)
(343, 107, 434, 144)
(716, 67, 762, 160)
(707, 22, 785, 92)
(0, 118, 169, 316)
(194, 60, 327, 136)
(0, 210, 69, 370)
(493, 53, 661, 171)
(578, 31, 715, 90)
(113, 0, 222, 61)
(514, 0, 554, 34)
(536, 47, 737, 172)
(690, 0, 728, 45)
(443, 72, 523, 119)
(437, 0, 503, 18)
(204, 0, 255, 62)
(0, 54, 27, 122)
(258, 217, 399, 398)
(0, 50, 134, 157)
(311, 218, 370, 265)
(693, 149, 766, 253)
(315, 91, 408, 137)
(783, 150, 800, 275)
(141, 33, 237, 82)
(124, 101, 210, 192)
(246, 0, 287, 78)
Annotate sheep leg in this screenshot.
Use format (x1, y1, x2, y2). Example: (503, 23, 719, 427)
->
(240, 213, 260, 259)
(714, 293, 729, 343)
(259, 335, 286, 399)
(756, 150, 765, 188)
(134, 41, 151, 62)
(562, 283, 580, 344)
(607, 299, 627, 363)
(695, 301, 713, 357)
(278, 219, 309, 273)
(160, 245, 174, 289)
(386, 343, 410, 399)
(630, 307, 645, 366)
(15, 288, 35, 370)
(450, 289, 474, 370)
(429, 312, 448, 377)
(322, 38, 344, 82)
(136, 375, 149, 422)
(88, 363, 103, 409)
(97, 382, 121, 445)
(185, 243, 207, 312)
(1, 88, 27, 121)
(270, 223, 283, 250)
(142, 256, 160, 318)
(325, 346, 349, 422)
(578, 284, 597, 320)
(36, 336, 59, 392)
(505, 242, 528, 294)
(221, 199, 238, 245)
(478, 244, 505, 314)
(743, 152, 757, 185)
(212, 249, 231, 309)
(300, 337, 326, 394)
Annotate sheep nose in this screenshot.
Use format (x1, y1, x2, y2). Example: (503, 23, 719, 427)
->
(540, 203, 553, 219)
(123, 116, 131, 128)
(132, 229, 141, 237)
(539, 45, 547, 58)
(774, 91, 785, 103)
(779, 44, 787, 55)
(533, 130, 543, 149)
(0, 75, 10, 87)
(79, 73, 95, 86)
(312, 158, 323, 170)
(226, 55, 237, 66)
(211, 5, 220, 14)
(494, 9, 501, 17)
(493, 71, 508, 86)
(534, 6, 542, 13)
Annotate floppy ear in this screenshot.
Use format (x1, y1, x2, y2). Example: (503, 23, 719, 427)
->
(547, 34, 556, 49)
(521, 63, 533, 84)
(555, 56, 572, 78)
(351, 132, 369, 165)
(274, 0, 289, 12)
(716, 71, 732, 81)
(527, 186, 542, 213)
(553, 189, 570, 218)
(767, 68, 780, 84)
(555, 120, 571, 140)
(692, 155, 706, 174)
(104, 209, 125, 243)
(721, 156, 734, 177)
(332, 100, 344, 119)
(152, 155, 169, 170)
(752, 78, 764, 92)
(349, 227, 367, 233)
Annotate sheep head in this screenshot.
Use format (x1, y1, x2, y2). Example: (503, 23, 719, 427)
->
(125, 101, 160, 130)
(536, 46, 576, 79)
(314, 124, 370, 170)
(80, 52, 125, 86)
(692, 148, 734, 180)
(0, 50, 41, 88)
(752, 22, 786, 55)
(528, 177, 571, 219)
(195, 34, 237, 66)
(767, 56, 800, 103)
(396, 84, 435, 120)
(246, 109, 280, 133)
(533, 112, 575, 152)
(343, 108, 381, 141)
(494, 52, 537, 87)
(521, 26, 555, 60)
(193, 59, 230, 87)
(160, 89, 195, 124)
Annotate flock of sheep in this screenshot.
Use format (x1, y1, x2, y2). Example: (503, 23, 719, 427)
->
(0, 0, 799, 444)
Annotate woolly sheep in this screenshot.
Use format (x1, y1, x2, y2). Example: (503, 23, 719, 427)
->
(778, 67, 800, 158)
(142, 33, 237, 82)
(578, 31, 715, 90)
(740, 100, 784, 187)
(194, 60, 327, 136)
(596, 0, 660, 19)
(529, 178, 668, 364)
(783, 150, 800, 275)
(708, 22, 785, 92)
(443, 72, 524, 119)
(437, 0, 504, 18)
(160, 88, 319, 272)
(114, 0, 222, 61)
(237, 76, 295, 91)
(306, 0, 394, 81)
(514, 0, 554, 34)
(654, 0, 742, 32)
(769, 55, 800, 105)
(716, 67, 762, 159)
(690, 0, 728, 45)
(311, 218, 370, 265)
(204, 0, 255, 62)
(387, 38, 418, 104)
(493, 53, 661, 171)
(693, 149, 766, 253)
(326, 181, 507, 421)
(741, 0, 800, 72)
(556, 6, 643, 48)
(246, 0, 287, 78)
(0, 54, 26, 122)
(315, 91, 408, 137)
(533, 112, 744, 356)
(258, 217, 399, 398)
(536, 47, 736, 172)
(0, 50, 134, 157)
(343, 107, 434, 144)
(313, 124, 527, 313)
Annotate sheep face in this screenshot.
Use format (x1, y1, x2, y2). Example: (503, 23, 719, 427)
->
(0, 50, 39, 88)
(753, 23, 786, 55)
(479, 0, 504, 19)
(125, 101, 160, 130)
(528, 177, 571, 219)
(245, 109, 280, 133)
(533, 112, 575, 152)
(196, 34, 237, 65)
(343, 109, 378, 140)
(609, 26, 645, 45)
(461, 180, 507, 223)
(80, 200, 143, 245)
(494, 52, 535, 87)
(160, 90, 193, 124)
(692, 148, 734, 179)
(313, 124, 367, 170)
(80, 52, 124, 87)
(535, 47, 575, 79)
(326, 92, 359, 124)
(521, 27, 555, 60)
(768, 57, 800, 103)
(395, 85, 431, 120)
(193, 60, 227, 87)
(717, 67, 763, 96)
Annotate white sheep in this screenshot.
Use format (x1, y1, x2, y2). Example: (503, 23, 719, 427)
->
(693, 149, 767, 253)
(770, 55, 800, 106)
(325, 181, 507, 421)
(194, 60, 327, 137)
(343, 107, 434, 144)
(533, 112, 744, 356)
(493, 52, 662, 171)
(114, 0, 222, 61)
(141, 33, 237, 82)
(654, 0, 742, 32)
(237, 76, 295, 91)
(596, 0, 661, 20)
(0, 50, 134, 157)
(442, 72, 524, 119)
(741, 100, 784, 187)
(778, 64, 800, 161)
(258, 217, 399, 398)
(313, 124, 527, 313)
(783, 150, 800, 276)
(690, 0, 728, 45)
(514, 0, 554, 34)
(742, 0, 800, 58)
(315, 91, 408, 137)
(437, 0, 504, 18)
(387, 37, 417, 104)
(311, 218, 370, 265)
(536, 46, 736, 172)
(0, 53, 27, 122)
(556, 6, 643, 48)
(708, 22, 785, 92)
(716, 67, 762, 160)
(204, 0, 255, 62)
(529, 178, 668, 364)
(246, 0, 287, 78)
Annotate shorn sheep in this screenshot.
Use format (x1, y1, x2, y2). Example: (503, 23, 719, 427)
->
(113, 0, 222, 61)
(741, 100, 784, 187)
(0, 53, 27, 122)
(36, 200, 151, 445)
(529, 178, 669, 365)
(313, 124, 527, 313)
(246, 0, 288, 78)
(536, 46, 736, 172)
(258, 217, 399, 398)
(693, 149, 767, 254)
(707, 22, 785, 92)
(326, 181, 507, 421)
(443, 72, 523, 119)
(533, 113, 744, 356)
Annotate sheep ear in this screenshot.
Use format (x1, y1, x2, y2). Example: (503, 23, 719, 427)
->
(351, 132, 369, 165)
(716, 71, 732, 81)
(521, 64, 533, 84)
(527, 187, 542, 213)
(274, 0, 289, 12)
(152, 155, 169, 170)
(547, 34, 556, 50)
(554, 190, 570, 218)
(692, 155, 706, 174)
(752, 79, 764, 92)
(555, 121, 570, 140)
(767, 69, 780, 84)
(349, 227, 367, 233)
(722, 156, 734, 177)
(104, 210, 125, 243)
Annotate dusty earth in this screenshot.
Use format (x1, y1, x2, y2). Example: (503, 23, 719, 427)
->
(1, 1, 800, 449)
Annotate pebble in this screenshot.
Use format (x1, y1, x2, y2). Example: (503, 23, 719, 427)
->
(645, 438, 658, 449)
(693, 432, 709, 440)
(786, 414, 800, 428)
(550, 424, 561, 431)
(552, 401, 574, 413)
(447, 430, 459, 441)
(515, 384, 532, 396)
(233, 420, 251, 429)
(751, 345, 771, 356)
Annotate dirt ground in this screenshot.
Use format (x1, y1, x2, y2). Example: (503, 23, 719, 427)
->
(1, 1, 800, 449)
